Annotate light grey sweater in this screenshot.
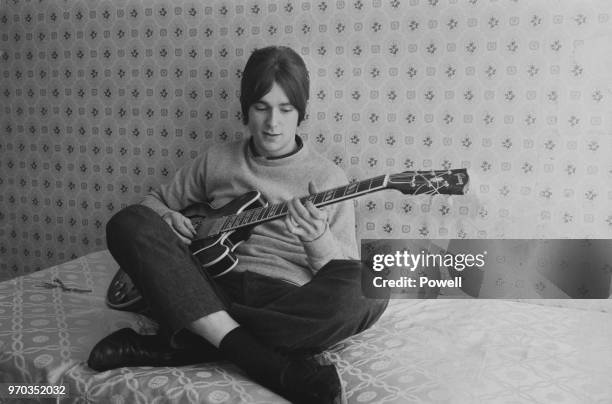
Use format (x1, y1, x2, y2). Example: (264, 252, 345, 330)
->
(141, 137, 358, 286)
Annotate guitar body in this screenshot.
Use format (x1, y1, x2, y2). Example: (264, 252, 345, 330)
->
(185, 191, 264, 277)
(106, 191, 264, 311)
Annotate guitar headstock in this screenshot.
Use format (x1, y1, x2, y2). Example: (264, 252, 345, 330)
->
(387, 168, 469, 195)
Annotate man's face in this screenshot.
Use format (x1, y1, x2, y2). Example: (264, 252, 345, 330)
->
(247, 81, 299, 158)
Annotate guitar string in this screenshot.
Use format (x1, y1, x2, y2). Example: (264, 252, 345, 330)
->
(223, 176, 380, 231)
(215, 172, 485, 239)
(221, 171, 464, 233)
(392, 172, 487, 237)
(415, 171, 487, 237)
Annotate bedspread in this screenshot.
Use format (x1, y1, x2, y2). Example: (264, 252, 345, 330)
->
(1, 250, 611, 403)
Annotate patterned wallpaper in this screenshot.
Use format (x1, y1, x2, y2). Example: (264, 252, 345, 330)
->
(1, 0, 611, 281)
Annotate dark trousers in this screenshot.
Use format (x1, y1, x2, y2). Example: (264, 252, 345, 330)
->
(106, 204, 388, 354)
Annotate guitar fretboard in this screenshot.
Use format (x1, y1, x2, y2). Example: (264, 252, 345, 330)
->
(217, 174, 388, 234)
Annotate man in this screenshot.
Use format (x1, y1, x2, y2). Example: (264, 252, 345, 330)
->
(89, 46, 388, 404)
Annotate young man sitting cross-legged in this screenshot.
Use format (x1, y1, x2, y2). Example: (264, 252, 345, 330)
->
(89, 45, 388, 404)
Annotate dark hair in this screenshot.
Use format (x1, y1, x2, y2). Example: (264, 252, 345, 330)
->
(240, 46, 310, 125)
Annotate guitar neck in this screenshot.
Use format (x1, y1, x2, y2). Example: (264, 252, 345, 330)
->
(215, 174, 389, 235)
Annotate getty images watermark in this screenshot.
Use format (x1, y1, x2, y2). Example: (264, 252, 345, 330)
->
(361, 239, 612, 299)
(370, 249, 487, 289)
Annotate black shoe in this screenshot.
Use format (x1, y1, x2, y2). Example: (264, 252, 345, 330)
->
(280, 357, 344, 404)
(87, 328, 216, 371)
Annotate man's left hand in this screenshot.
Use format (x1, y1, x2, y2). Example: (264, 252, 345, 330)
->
(285, 181, 328, 242)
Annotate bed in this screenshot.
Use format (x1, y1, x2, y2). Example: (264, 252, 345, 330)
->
(1, 250, 611, 403)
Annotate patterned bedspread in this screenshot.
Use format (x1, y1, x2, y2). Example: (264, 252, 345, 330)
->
(1, 250, 611, 403)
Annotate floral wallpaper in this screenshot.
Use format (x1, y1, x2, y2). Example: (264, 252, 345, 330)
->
(0, 0, 611, 281)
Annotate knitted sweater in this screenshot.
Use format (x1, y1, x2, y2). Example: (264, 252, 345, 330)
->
(140, 137, 358, 286)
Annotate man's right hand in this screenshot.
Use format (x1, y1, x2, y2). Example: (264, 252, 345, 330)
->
(162, 211, 196, 245)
